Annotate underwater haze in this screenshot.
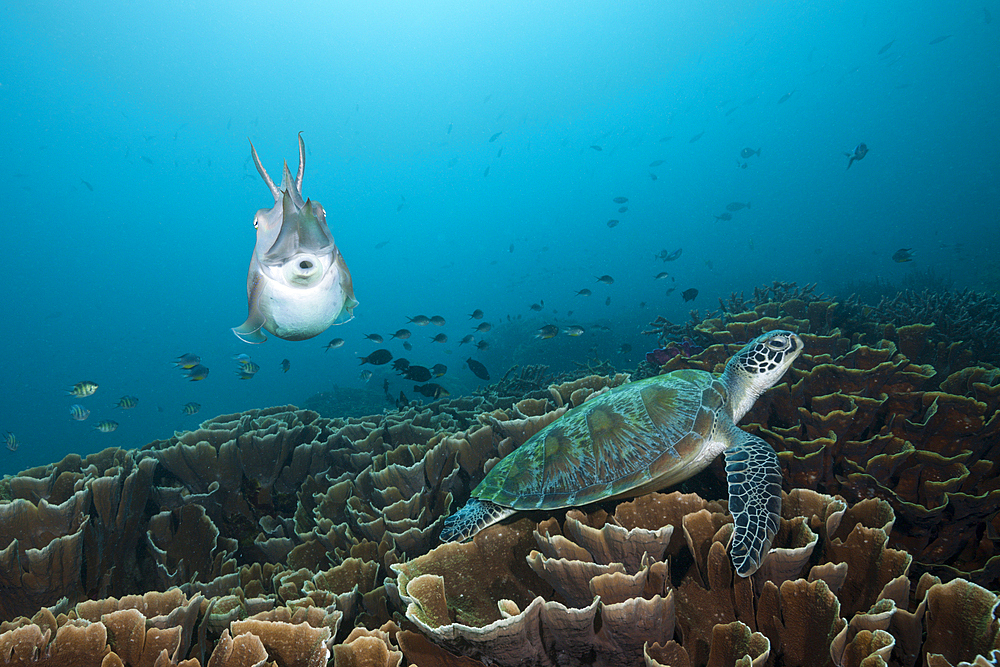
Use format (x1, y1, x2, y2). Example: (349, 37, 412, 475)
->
(1, 0, 997, 473)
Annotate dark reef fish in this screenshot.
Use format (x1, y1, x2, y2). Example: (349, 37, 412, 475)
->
(740, 147, 761, 158)
(662, 248, 683, 262)
(929, 35, 952, 45)
(596, 275, 614, 284)
(414, 383, 449, 398)
(390, 329, 411, 340)
(682, 288, 699, 302)
(726, 201, 750, 211)
(404, 365, 432, 382)
(607, 219, 619, 228)
(429, 333, 448, 343)
(689, 131, 705, 143)
(174, 352, 201, 368)
(234, 133, 357, 343)
(185, 365, 210, 381)
(845, 143, 869, 169)
(714, 212, 733, 222)
(324, 338, 345, 350)
(878, 39, 895, 54)
(280, 359, 290, 373)
(360, 349, 393, 366)
(407, 315, 431, 326)
(489, 131, 503, 142)
(466, 358, 490, 381)
(892, 248, 915, 263)
(613, 196, 628, 204)
(364, 333, 384, 343)
(536, 324, 560, 339)
(469, 309, 484, 319)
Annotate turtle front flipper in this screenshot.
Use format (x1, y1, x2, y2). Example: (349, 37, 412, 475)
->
(440, 498, 515, 542)
(724, 433, 782, 577)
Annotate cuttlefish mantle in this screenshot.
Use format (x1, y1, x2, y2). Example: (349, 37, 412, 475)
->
(233, 133, 357, 343)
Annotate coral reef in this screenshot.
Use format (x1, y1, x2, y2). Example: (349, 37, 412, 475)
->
(1, 289, 999, 666)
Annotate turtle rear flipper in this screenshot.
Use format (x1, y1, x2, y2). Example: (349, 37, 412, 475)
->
(724, 434, 782, 577)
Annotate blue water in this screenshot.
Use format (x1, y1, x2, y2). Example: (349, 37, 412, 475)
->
(1, 1, 997, 473)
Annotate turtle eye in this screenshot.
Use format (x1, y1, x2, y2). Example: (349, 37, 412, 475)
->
(766, 335, 788, 349)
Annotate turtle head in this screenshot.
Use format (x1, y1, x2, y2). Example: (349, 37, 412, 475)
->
(724, 330, 804, 421)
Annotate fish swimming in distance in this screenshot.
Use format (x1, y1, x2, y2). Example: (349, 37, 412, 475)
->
(404, 365, 433, 382)
(414, 383, 449, 398)
(408, 315, 431, 326)
(565, 325, 585, 336)
(94, 420, 119, 433)
(649, 173, 658, 181)
(234, 133, 357, 343)
(740, 147, 761, 158)
(649, 159, 664, 167)
(185, 365, 210, 381)
(475, 340, 490, 351)
(489, 131, 503, 142)
(466, 358, 490, 381)
(689, 131, 705, 143)
(666, 287, 677, 296)
(777, 90, 795, 104)
(682, 288, 699, 302)
(430, 315, 447, 326)
(390, 329, 411, 340)
(359, 370, 373, 383)
(182, 402, 201, 415)
(607, 219, 620, 228)
(613, 196, 628, 204)
(393, 358, 411, 372)
(360, 349, 393, 365)
(529, 302, 544, 311)
(474, 322, 492, 333)
(878, 39, 895, 55)
(469, 309, 484, 319)
(68, 381, 99, 398)
(892, 248, 914, 263)
(69, 404, 90, 421)
(663, 248, 683, 262)
(174, 353, 201, 368)
(324, 338, 345, 350)
(364, 333, 384, 343)
(430, 333, 448, 343)
(280, 359, 291, 372)
(3, 432, 17, 452)
(596, 275, 614, 284)
(845, 143, 869, 169)
(431, 363, 448, 377)
(575, 289, 592, 296)
(459, 334, 475, 345)
(714, 212, 733, 221)
(115, 396, 139, 409)
(536, 324, 560, 339)
(928, 35, 952, 45)
(590, 145, 603, 151)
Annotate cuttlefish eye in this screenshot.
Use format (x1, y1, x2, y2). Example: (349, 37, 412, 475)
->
(300, 260, 313, 269)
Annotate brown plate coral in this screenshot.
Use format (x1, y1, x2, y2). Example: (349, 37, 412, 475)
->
(1, 290, 999, 666)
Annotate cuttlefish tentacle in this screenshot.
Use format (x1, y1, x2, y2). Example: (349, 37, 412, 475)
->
(249, 139, 280, 202)
(295, 131, 305, 194)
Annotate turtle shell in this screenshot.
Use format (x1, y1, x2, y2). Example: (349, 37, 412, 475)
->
(474, 369, 728, 509)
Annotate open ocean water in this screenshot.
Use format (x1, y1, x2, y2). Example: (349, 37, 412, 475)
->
(1, 0, 997, 473)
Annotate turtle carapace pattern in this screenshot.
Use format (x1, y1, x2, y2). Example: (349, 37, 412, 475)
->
(440, 330, 804, 577)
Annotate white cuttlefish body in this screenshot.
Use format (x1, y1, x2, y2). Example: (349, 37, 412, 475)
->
(234, 133, 357, 343)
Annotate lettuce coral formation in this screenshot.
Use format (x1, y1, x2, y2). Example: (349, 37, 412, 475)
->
(1, 291, 999, 665)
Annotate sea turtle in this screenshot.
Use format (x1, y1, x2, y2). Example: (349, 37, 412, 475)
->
(440, 329, 804, 577)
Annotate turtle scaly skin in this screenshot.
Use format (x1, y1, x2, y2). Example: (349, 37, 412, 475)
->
(441, 330, 803, 577)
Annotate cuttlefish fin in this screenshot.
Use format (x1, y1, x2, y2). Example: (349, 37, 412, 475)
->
(233, 317, 268, 344)
(233, 273, 269, 343)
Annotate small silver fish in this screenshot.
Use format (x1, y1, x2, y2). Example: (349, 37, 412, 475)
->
(234, 133, 358, 343)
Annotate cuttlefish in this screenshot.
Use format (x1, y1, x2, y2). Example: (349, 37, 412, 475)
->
(234, 133, 357, 343)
